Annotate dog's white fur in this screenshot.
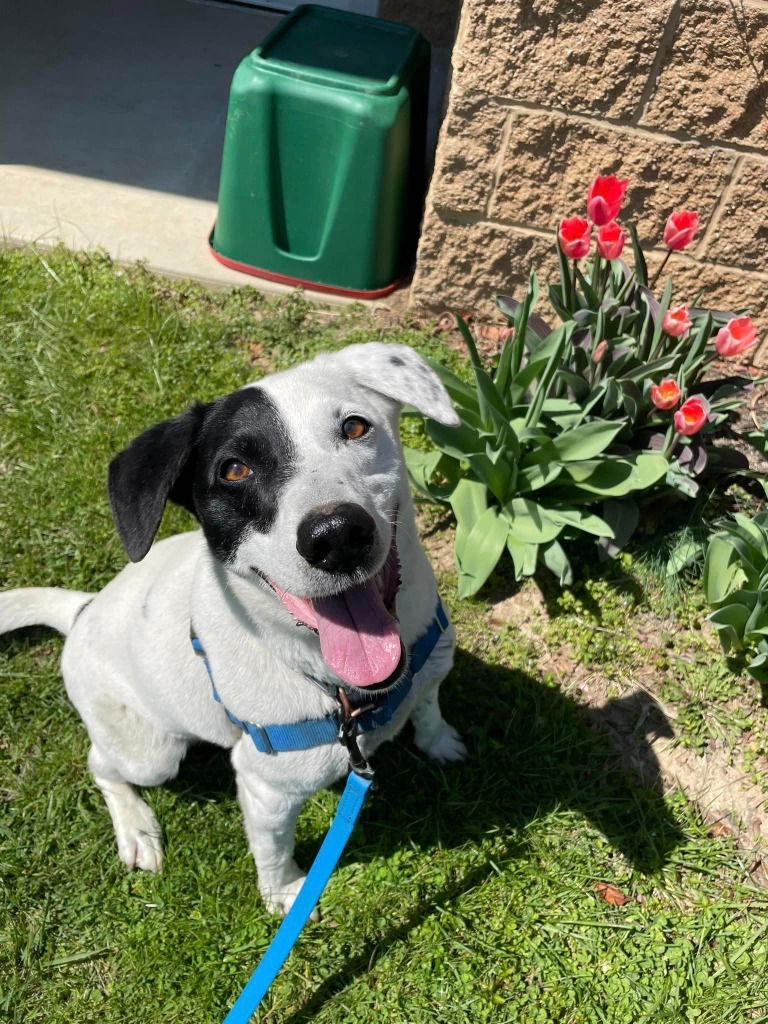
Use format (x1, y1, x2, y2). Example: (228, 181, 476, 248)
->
(0, 344, 465, 915)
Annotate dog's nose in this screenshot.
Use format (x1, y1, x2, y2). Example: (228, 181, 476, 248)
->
(296, 503, 376, 573)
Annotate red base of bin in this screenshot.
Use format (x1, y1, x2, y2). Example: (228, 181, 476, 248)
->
(209, 233, 402, 300)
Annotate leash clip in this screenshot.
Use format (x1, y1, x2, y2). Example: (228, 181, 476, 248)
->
(336, 690, 376, 782)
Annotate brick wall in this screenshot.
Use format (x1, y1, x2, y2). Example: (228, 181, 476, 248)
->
(410, 0, 768, 365)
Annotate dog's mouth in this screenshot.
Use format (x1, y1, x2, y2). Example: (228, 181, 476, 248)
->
(254, 534, 403, 690)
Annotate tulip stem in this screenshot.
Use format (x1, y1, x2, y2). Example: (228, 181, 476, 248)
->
(650, 249, 672, 289)
(661, 423, 679, 460)
(571, 260, 578, 313)
(590, 254, 602, 293)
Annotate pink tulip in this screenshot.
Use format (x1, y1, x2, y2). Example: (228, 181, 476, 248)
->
(663, 210, 699, 251)
(673, 395, 710, 436)
(596, 221, 626, 260)
(592, 340, 608, 364)
(714, 315, 758, 357)
(650, 377, 681, 410)
(662, 305, 692, 337)
(558, 216, 591, 259)
(586, 175, 629, 227)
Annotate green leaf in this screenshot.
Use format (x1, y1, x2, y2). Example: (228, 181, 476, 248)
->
(423, 356, 479, 411)
(403, 447, 443, 494)
(627, 452, 668, 490)
(466, 451, 513, 504)
(542, 539, 573, 585)
(449, 477, 488, 536)
(502, 498, 563, 544)
(516, 462, 564, 493)
(541, 505, 614, 538)
(524, 420, 624, 465)
(425, 418, 484, 461)
(522, 324, 572, 429)
(628, 223, 647, 287)
(703, 535, 746, 604)
(455, 506, 508, 597)
(599, 498, 640, 558)
(507, 537, 539, 580)
(666, 538, 704, 578)
(708, 604, 750, 653)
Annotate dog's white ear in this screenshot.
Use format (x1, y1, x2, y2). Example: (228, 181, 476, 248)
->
(334, 343, 460, 426)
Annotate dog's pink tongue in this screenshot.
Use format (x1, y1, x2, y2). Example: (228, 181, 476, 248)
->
(312, 583, 401, 687)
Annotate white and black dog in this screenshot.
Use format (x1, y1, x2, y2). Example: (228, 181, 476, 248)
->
(0, 343, 466, 915)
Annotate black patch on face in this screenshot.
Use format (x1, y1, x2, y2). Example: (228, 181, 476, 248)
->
(191, 388, 297, 564)
(389, 355, 405, 367)
(108, 388, 296, 565)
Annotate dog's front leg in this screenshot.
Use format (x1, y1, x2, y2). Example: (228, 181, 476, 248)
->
(233, 750, 313, 917)
(410, 627, 467, 764)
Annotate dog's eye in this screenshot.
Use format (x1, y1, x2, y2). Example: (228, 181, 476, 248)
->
(342, 417, 370, 440)
(221, 460, 252, 482)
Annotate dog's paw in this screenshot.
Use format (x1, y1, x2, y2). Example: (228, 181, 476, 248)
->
(416, 722, 467, 764)
(116, 798, 163, 873)
(263, 875, 320, 921)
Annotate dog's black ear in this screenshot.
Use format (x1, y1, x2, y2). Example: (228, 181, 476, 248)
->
(107, 403, 207, 562)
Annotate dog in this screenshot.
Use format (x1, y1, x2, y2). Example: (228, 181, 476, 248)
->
(0, 343, 466, 915)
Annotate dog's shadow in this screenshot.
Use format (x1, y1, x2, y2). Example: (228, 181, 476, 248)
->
(168, 646, 683, 1020)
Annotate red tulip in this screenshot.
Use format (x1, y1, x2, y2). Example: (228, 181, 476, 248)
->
(586, 175, 629, 226)
(558, 216, 591, 259)
(663, 210, 699, 251)
(714, 315, 758, 357)
(596, 221, 626, 260)
(661, 305, 692, 337)
(650, 377, 681, 410)
(673, 395, 710, 436)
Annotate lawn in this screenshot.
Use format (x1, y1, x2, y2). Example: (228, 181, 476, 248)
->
(1, 246, 767, 1024)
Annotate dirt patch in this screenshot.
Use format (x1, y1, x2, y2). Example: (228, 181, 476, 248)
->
(422, 520, 768, 878)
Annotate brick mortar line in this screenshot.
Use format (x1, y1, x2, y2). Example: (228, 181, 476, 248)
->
(631, 0, 683, 125)
(695, 154, 746, 258)
(485, 111, 516, 218)
(448, 91, 768, 161)
(433, 208, 768, 282)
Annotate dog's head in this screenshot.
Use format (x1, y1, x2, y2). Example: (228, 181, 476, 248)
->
(107, 343, 458, 689)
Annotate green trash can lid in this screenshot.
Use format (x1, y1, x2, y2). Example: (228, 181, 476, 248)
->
(253, 3, 423, 96)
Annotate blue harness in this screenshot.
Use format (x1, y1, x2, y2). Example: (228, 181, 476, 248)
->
(191, 598, 449, 756)
(191, 598, 449, 1023)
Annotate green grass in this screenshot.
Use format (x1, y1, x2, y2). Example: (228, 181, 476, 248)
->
(2, 246, 768, 1024)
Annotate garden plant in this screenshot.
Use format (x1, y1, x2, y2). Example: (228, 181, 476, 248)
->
(704, 510, 768, 685)
(405, 175, 765, 597)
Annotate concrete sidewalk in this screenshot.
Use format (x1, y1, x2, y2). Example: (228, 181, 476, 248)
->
(1, 0, 312, 294)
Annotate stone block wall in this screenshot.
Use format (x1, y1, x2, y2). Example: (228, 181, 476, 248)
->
(410, 0, 768, 365)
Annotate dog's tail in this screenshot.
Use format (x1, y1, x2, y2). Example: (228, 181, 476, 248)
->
(0, 588, 93, 637)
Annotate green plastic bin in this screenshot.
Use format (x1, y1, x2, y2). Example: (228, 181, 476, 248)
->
(210, 4, 430, 298)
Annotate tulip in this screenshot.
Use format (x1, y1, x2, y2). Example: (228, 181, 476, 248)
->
(673, 395, 710, 436)
(596, 221, 626, 260)
(558, 216, 591, 259)
(592, 340, 608, 364)
(586, 175, 629, 226)
(714, 315, 758, 357)
(662, 305, 692, 337)
(663, 210, 699, 251)
(650, 377, 682, 410)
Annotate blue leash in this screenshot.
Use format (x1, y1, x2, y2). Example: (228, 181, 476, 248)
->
(222, 771, 373, 1024)
(192, 601, 449, 1022)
